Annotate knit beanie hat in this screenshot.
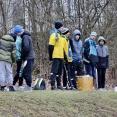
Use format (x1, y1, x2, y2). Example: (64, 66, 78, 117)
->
(14, 25, 22, 34)
(55, 21, 63, 29)
(62, 28, 69, 35)
(9, 33, 16, 41)
(90, 31, 97, 37)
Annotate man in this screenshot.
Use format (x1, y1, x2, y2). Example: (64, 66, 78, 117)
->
(48, 21, 67, 90)
(14, 25, 35, 92)
(0, 33, 16, 91)
(83, 31, 98, 87)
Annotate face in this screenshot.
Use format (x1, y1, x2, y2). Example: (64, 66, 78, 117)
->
(99, 40, 104, 45)
(59, 26, 64, 32)
(65, 32, 70, 38)
(90, 35, 97, 40)
(16, 29, 24, 36)
(75, 35, 80, 40)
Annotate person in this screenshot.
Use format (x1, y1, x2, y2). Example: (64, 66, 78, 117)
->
(83, 31, 98, 87)
(13, 35, 24, 91)
(61, 28, 75, 90)
(0, 33, 16, 91)
(96, 36, 109, 91)
(48, 21, 67, 90)
(13, 25, 35, 92)
(70, 30, 84, 89)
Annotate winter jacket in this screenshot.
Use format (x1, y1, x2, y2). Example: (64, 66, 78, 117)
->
(71, 30, 83, 62)
(0, 35, 16, 64)
(48, 31, 67, 59)
(21, 30, 35, 61)
(83, 37, 98, 66)
(97, 36, 109, 68)
(62, 36, 72, 62)
(15, 36, 22, 61)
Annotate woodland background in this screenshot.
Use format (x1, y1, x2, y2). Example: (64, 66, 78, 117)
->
(0, 0, 117, 88)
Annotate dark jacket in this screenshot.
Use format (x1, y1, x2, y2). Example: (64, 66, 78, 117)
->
(97, 36, 109, 68)
(21, 30, 35, 60)
(83, 37, 98, 66)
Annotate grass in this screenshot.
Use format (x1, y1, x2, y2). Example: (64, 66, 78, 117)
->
(0, 90, 117, 117)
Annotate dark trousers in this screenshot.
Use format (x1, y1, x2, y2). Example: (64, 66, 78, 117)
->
(63, 62, 73, 87)
(13, 60, 23, 86)
(71, 61, 84, 88)
(85, 64, 96, 79)
(97, 68, 106, 88)
(50, 58, 63, 87)
(23, 59, 34, 87)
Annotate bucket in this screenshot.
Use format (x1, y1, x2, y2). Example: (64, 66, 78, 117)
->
(77, 75, 93, 91)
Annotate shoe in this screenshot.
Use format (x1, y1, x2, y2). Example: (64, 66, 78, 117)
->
(23, 86, 32, 92)
(1, 86, 7, 91)
(9, 86, 15, 92)
(51, 86, 57, 90)
(63, 87, 69, 90)
(102, 88, 107, 91)
(13, 85, 16, 90)
(98, 88, 103, 91)
(18, 86, 24, 91)
(57, 86, 63, 90)
(70, 87, 77, 90)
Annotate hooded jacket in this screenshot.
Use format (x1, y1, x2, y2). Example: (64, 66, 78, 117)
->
(96, 36, 109, 68)
(83, 37, 98, 66)
(21, 30, 35, 60)
(0, 35, 16, 64)
(71, 30, 83, 62)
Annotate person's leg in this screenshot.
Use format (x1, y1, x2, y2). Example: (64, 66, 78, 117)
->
(23, 59, 34, 88)
(101, 68, 106, 88)
(56, 59, 63, 89)
(0, 61, 6, 89)
(85, 64, 92, 76)
(71, 61, 77, 88)
(50, 58, 60, 89)
(97, 68, 102, 89)
(13, 60, 23, 86)
(77, 62, 84, 76)
(63, 63, 67, 87)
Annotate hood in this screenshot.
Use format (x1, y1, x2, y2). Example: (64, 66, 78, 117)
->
(22, 30, 31, 36)
(72, 30, 81, 41)
(1, 35, 14, 42)
(98, 36, 106, 44)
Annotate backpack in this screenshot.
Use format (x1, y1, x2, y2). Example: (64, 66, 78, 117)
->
(33, 78, 46, 90)
(50, 28, 59, 40)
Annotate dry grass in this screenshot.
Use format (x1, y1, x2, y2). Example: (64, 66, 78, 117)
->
(0, 90, 117, 117)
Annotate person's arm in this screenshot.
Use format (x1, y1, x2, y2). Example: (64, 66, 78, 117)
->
(21, 35, 31, 60)
(11, 43, 16, 63)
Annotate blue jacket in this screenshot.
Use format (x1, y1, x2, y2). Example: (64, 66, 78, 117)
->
(21, 30, 35, 60)
(83, 37, 98, 66)
(71, 30, 83, 62)
(15, 36, 22, 61)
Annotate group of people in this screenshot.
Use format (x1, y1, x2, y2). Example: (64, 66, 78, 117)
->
(0, 25, 35, 91)
(48, 21, 109, 91)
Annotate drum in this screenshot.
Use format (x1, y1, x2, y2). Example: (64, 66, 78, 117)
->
(77, 75, 93, 91)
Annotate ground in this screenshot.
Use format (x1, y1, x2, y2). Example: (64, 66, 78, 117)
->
(0, 90, 117, 117)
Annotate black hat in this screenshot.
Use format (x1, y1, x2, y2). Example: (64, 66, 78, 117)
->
(55, 21, 63, 29)
(9, 33, 16, 42)
(62, 28, 69, 35)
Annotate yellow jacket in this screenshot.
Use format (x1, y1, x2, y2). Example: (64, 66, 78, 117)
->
(62, 36, 73, 62)
(49, 33, 67, 59)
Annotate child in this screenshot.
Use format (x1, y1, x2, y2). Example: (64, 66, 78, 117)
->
(61, 28, 75, 90)
(70, 30, 84, 89)
(83, 32, 98, 88)
(97, 36, 109, 91)
(0, 34, 16, 91)
(48, 21, 67, 90)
